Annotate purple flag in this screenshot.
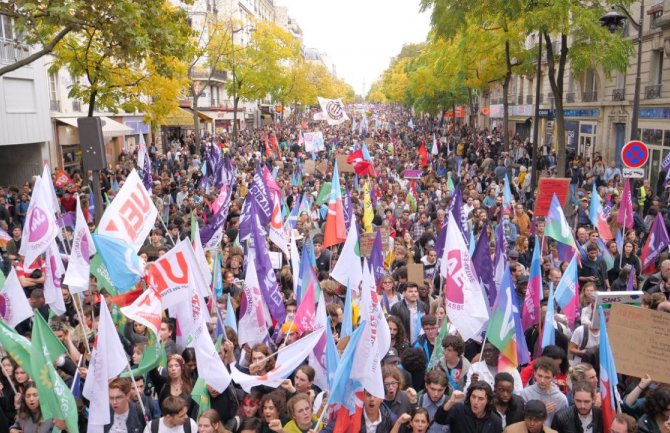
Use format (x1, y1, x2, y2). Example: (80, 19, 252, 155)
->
(641, 213, 670, 273)
(249, 198, 286, 323)
(662, 152, 670, 172)
(435, 222, 448, 258)
(369, 228, 385, 284)
(449, 186, 469, 246)
(473, 227, 496, 308)
(200, 189, 231, 245)
(343, 185, 353, 230)
(370, 184, 378, 210)
(142, 153, 153, 192)
(626, 267, 636, 291)
(248, 165, 273, 225)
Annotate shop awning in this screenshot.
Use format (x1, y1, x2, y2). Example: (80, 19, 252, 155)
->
(162, 108, 196, 126)
(56, 116, 135, 137)
(196, 110, 214, 122)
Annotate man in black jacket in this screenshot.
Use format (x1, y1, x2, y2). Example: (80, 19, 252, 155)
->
(105, 378, 148, 433)
(390, 282, 429, 345)
(551, 381, 602, 433)
(434, 381, 503, 433)
(493, 372, 525, 429)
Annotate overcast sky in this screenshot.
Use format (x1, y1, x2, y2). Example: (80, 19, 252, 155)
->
(276, 0, 431, 96)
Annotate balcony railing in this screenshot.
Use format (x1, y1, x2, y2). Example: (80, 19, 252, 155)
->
(646, 84, 662, 99)
(0, 39, 28, 64)
(582, 91, 598, 102)
(566, 92, 576, 103)
(526, 95, 533, 104)
(50, 100, 61, 112)
(612, 88, 625, 101)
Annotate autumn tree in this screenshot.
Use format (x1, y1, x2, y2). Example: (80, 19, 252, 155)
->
(50, 1, 192, 120)
(526, 0, 633, 176)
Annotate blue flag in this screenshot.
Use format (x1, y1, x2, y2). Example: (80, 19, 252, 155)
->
(326, 317, 340, 388)
(213, 253, 223, 299)
(92, 234, 143, 293)
(340, 280, 354, 339)
(225, 296, 237, 333)
(329, 321, 366, 411)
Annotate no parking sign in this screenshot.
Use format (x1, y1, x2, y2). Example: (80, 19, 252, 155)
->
(621, 140, 649, 169)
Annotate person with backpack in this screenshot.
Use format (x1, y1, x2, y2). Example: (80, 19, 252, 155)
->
(144, 396, 197, 433)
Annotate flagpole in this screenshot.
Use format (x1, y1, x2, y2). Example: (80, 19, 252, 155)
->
(73, 294, 92, 354)
(125, 361, 148, 421)
(158, 218, 177, 249)
(0, 360, 17, 395)
(281, 319, 297, 347)
(313, 390, 333, 432)
(70, 356, 83, 393)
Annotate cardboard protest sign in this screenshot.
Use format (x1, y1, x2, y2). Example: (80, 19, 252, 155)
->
(608, 303, 670, 384)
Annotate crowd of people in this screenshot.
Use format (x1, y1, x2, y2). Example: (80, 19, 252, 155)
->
(0, 105, 668, 433)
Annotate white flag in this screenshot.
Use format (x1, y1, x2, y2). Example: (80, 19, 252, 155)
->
(44, 240, 66, 315)
(268, 193, 290, 258)
(191, 225, 213, 295)
(63, 195, 96, 293)
(121, 288, 163, 336)
(97, 169, 158, 252)
(432, 134, 439, 156)
(440, 213, 490, 341)
(137, 133, 147, 170)
(0, 268, 33, 327)
(237, 257, 269, 347)
(289, 230, 300, 295)
(83, 298, 128, 433)
(350, 261, 390, 399)
(147, 239, 204, 309)
(230, 328, 325, 392)
(41, 163, 60, 212)
(330, 223, 362, 291)
(19, 176, 59, 267)
(317, 97, 349, 126)
(192, 320, 231, 392)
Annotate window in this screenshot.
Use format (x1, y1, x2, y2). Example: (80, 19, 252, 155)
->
(1, 14, 14, 40)
(651, 50, 663, 85)
(49, 73, 58, 101)
(642, 128, 664, 146)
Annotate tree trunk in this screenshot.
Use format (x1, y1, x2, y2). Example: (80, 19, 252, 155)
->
(502, 39, 512, 152)
(192, 85, 201, 149)
(232, 95, 240, 144)
(88, 90, 97, 117)
(544, 32, 568, 177)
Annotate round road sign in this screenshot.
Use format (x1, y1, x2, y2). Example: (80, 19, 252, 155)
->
(621, 140, 649, 169)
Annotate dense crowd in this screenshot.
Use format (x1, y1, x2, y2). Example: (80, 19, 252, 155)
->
(0, 105, 668, 433)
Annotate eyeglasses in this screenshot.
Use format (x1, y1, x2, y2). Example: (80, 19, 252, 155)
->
(383, 381, 399, 388)
(109, 395, 126, 402)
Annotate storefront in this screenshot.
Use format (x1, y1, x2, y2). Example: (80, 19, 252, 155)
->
(509, 105, 534, 141)
(637, 107, 670, 187)
(123, 116, 151, 151)
(55, 116, 134, 171)
(562, 108, 600, 163)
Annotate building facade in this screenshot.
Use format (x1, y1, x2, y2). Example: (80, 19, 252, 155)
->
(475, 1, 670, 186)
(0, 14, 53, 186)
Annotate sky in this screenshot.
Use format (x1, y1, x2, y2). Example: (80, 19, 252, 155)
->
(276, 0, 431, 96)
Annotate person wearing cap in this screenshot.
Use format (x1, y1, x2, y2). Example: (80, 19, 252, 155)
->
(503, 400, 558, 433)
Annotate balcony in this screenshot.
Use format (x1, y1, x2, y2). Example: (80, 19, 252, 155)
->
(566, 92, 576, 103)
(0, 39, 28, 64)
(612, 88, 625, 101)
(50, 100, 61, 112)
(646, 85, 662, 99)
(526, 95, 533, 104)
(582, 91, 598, 103)
(190, 68, 228, 82)
(72, 100, 81, 112)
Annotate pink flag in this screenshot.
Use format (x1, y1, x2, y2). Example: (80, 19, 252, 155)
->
(211, 186, 229, 214)
(294, 280, 316, 333)
(617, 178, 634, 229)
(19, 176, 59, 267)
(263, 166, 282, 199)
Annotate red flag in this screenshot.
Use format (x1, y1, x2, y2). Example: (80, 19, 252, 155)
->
(419, 141, 428, 166)
(332, 391, 364, 433)
(108, 287, 143, 307)
(347, 149, 375, 177)
(54, 168, 78, 192)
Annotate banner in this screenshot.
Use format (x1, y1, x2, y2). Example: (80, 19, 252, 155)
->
(97, 169, 158, 252)
(19, 176, 59, 267)
(317, 97, 350, 126)
(54, 168, 78, 192)
(303, 131, 325, 152)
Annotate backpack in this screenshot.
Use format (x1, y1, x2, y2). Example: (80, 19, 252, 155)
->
(152, 418, 191, 433)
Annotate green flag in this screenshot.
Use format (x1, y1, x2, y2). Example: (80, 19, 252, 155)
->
(31, 314, 79, 433)
(315, 182, 332, 206)
(191, 377, 211, 415)
(90, 254, 117, 296)
(0, 267, 5, 287)
(0, 320, 31, 372)
(122, 330, 165, 378)
(427, 320, 450, 370)
(32, 313, 67, 362)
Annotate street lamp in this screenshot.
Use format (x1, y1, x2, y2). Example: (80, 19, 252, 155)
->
(231, 25, 254, 146)
(600, 3, 644, 141)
